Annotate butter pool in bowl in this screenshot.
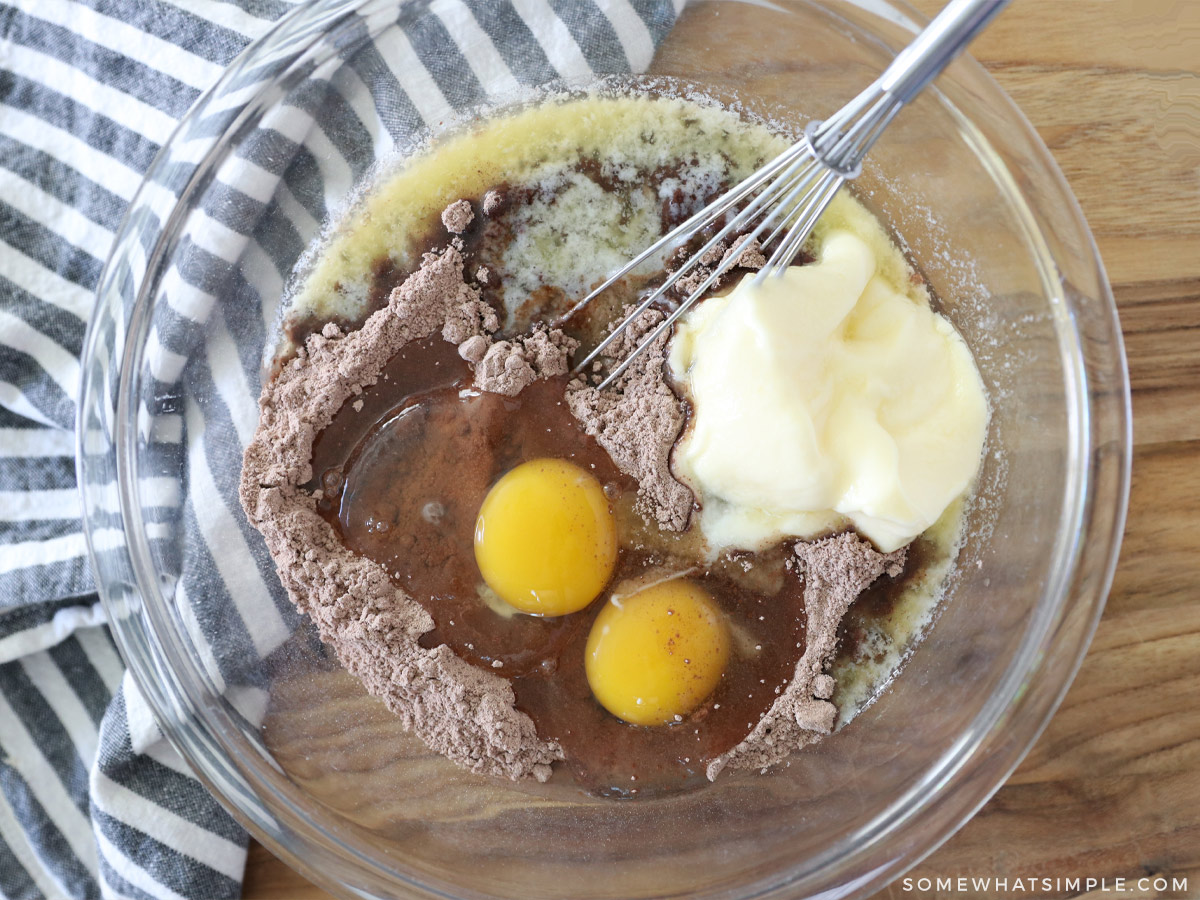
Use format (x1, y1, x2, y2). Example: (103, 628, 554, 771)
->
(78, 2, 1130, 898)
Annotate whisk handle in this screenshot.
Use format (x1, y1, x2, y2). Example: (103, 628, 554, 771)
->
(879, 0, 1010, 104)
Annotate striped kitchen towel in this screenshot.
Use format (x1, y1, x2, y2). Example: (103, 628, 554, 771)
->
(0, 1, 681, 897)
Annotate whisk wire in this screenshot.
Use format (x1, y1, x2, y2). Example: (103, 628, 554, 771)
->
(759, 163, 834, 249)
(552, 140, 812, 328)
(570, 150, 819, 376)
(762, 174, 844, 278)
(590, 156, 844, 390)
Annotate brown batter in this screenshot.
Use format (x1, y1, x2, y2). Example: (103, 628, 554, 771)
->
(307, 333, 811, 794)
(242, 200, 912, 793)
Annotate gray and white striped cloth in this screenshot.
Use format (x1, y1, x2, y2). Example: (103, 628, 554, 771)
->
(0, 1, 679, 897)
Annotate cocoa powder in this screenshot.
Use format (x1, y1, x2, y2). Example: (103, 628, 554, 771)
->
(475, 326, 577, 397)
(706, 533, 906, 779)
(566, 308, 693, 531)
(441, 198, 474, 234)
(241, 238, 563, 782)
(671, 234, 767, 298)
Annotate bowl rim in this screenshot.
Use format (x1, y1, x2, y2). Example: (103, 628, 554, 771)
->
(77, 1, 1132, 898)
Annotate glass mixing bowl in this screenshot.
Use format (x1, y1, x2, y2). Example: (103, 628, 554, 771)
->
(77, 1, 1131, 897)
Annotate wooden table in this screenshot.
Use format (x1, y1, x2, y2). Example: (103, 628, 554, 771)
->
(242, 1, 1200, 897)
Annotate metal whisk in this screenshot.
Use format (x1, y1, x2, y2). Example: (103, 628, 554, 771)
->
(562, 0, 1008, 390)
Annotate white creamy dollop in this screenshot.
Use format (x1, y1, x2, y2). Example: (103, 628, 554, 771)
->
(667, 230, 988, 554)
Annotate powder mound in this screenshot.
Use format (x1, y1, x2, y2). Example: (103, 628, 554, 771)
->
(482, 189, 505, 215)
(475, 325, 579, 397)
(240, 236, 562, 782)
(706, 532, 906, 780)
(671, 234, 766, 298)
(566, 308, 693, 531)
(723, 234, 767, 270)
(441, 289, 499, 346)
(441, 198, 474, 234)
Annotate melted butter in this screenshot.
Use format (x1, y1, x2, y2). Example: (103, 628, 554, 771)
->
(290, 93, 779, 323)
(289, 91, 924, 326)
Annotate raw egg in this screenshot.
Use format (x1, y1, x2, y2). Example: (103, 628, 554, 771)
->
(474, 458, 617, 616)
(585, 578, 730, 726)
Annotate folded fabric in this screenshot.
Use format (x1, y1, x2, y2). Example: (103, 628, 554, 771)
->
(0, 2, 680, 897)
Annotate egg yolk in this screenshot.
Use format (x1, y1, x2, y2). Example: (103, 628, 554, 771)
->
(474, 458, 617, 616)
(585, 579, 731, 726)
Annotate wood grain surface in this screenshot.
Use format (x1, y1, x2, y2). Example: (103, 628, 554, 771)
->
(241, 1, 1200, 897)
